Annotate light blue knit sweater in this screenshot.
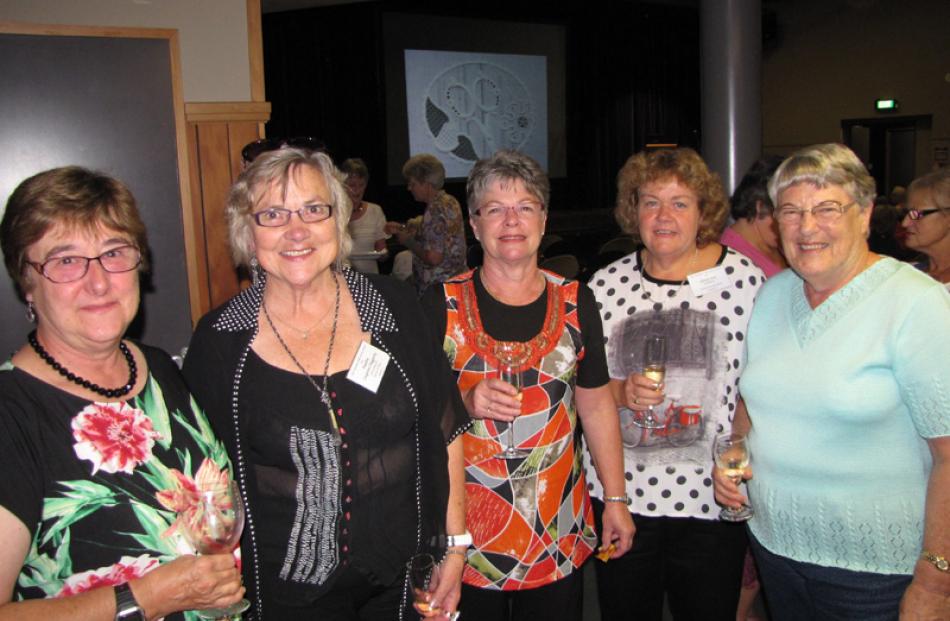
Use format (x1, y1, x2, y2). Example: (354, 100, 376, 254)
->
(741, 258, 950, 574)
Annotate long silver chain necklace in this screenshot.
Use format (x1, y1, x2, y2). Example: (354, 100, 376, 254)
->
(638, 247, 698, 302)
(262, 272, 342, 444)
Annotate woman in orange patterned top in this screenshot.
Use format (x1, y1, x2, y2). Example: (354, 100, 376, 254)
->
(422, 150, 634, 621)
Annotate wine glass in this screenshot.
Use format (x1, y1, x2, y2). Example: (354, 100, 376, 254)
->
(180, 481, 251, 619)
(493, 342, 531, 459)
(634, 335, 666, 429)
(713, 433, 754, 522)
(408, 553, 441, 616)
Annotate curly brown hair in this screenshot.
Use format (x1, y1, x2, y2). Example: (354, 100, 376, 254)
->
(615, 148, 729, 247)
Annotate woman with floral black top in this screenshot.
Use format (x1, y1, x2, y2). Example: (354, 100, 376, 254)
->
(0, 167, 244, 620)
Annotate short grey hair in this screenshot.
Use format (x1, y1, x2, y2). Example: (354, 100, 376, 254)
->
(908, 168, 950, 208)
(226, 148, 352, 270)
(402, 153, 445, 189)
(466, 149, 550, 215)
(769, 143, 877, 209)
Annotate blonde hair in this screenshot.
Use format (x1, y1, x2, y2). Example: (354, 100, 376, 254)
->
(226, 148, 352, 270)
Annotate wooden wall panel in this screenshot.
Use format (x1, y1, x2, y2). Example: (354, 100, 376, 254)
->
(185, 101, 270, 315)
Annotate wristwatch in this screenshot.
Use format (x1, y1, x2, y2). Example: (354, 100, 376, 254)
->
(114, 582, 145, 620)
(921, 550, 950, 573)
(446, 531, 473, 548)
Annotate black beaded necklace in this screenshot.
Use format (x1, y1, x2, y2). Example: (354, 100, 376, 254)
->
(28, 330, 137, 399)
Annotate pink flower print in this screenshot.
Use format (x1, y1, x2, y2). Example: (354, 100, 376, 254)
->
(156, 458, 232, 539)
(72, 402, 160, 474)
(57, 554, 160, 598)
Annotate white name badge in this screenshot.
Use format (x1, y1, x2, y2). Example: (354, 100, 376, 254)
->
(346, 340, 390, 393)
(687, 265, 731, 297)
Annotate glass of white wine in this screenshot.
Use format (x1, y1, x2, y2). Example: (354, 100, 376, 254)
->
(713, 433, 754, 522)
(636, 335, 666, 429)
(493, 342, 531, 459)
(408, 553, 441, 616)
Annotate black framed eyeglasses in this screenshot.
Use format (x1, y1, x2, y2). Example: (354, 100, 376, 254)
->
(27, 244, 142, 283)
(241, 137, 327, 164)
(252, 205, 334, 227)
(906, 207, 950, 220)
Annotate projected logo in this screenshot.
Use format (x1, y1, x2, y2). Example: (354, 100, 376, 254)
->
(423, 62, 534, 163)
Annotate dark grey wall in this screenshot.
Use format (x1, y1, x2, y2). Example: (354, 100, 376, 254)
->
(0, 33, 193, 359)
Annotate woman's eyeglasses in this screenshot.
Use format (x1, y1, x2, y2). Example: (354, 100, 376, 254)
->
(904, 207, 950, 220)
(28, 245, 141, 283)
(775, 201, 856, 225)
(474, 202, 545, 221)
(241, 137, 326, 164)
(252, 205, 333, 227)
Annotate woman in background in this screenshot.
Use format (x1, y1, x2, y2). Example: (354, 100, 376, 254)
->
(716, 144, 950, 620)
(586, 148, 764, 620)
(341, 158, 388, 274)
(386, 154, 467, 293)
(902, 167, 950, 289)
(720, 155, 786, 277)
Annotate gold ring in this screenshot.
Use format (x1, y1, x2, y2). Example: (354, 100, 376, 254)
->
(633, 397, 639, 405)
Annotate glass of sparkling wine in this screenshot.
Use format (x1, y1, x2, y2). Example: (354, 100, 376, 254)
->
(180, 481, 251, 619)
(408, 553, 441, 615)
(713, 433, 754, 522)
(493, 343, 531, 459)
(638, 335, 666, 429)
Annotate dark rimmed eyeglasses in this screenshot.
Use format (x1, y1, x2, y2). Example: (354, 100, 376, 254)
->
(241, 137, 327, 164)
(252, 204, 334, 227)
(905, 207, 950, 220)
(27, 244, 142, 283)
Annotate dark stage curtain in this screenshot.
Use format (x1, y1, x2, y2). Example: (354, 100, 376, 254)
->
(262, 1, 700, 220)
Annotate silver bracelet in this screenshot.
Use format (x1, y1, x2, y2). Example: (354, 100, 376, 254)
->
(602, 494, 631, 504)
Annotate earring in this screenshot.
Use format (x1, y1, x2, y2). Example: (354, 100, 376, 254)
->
(25, 301, 36, 323)
(250, 257, 261, 287)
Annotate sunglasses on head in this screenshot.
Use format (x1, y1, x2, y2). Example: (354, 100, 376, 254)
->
(241, 137, 327, 164)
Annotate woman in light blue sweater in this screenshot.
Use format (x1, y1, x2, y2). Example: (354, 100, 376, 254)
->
(714, 143, 950, 621)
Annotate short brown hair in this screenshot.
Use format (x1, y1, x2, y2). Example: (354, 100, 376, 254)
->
(1, 166, 148, 297)
(615, 148, 729, 246)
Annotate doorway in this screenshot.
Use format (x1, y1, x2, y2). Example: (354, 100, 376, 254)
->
(842, 115, 932, 196)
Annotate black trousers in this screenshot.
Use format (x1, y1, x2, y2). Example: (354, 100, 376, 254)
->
(592, 499, 747, 621)
(459, 568, 584, 621)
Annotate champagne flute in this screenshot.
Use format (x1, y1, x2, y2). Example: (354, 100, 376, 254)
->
(635, 335, 666, 429)
(493, 343, 531, 459)
(713, 433, 754, 522)
(180, 481, 251, 619)
(408, 553, 441, 615)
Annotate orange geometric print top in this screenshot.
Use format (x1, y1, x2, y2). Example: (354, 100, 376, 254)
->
(440, 269, 596, 590)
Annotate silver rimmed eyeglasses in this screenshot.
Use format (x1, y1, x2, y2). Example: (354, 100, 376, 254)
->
(775, 201, 857, 225)
(474, 202, 545, 221)
(27, 245, 142, 283)
(905, 207, 950, 220)
(253, 204, 333, 227)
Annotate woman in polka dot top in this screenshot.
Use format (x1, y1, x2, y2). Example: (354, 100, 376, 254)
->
(582, 148, 765, 620)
